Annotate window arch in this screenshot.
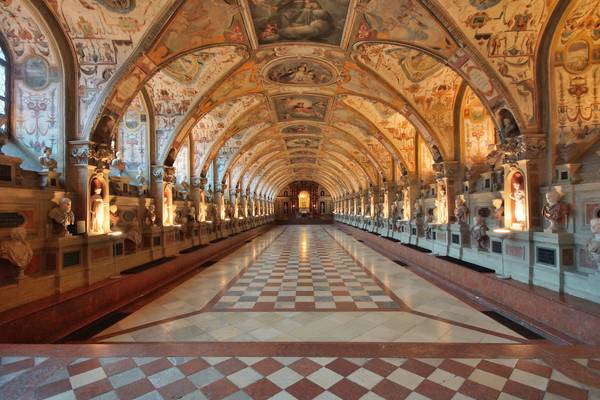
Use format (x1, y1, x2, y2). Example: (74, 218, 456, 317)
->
(0, 39, 8, 139)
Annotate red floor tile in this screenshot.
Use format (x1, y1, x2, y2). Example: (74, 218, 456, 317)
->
(102, 359, 137, 376)
(371, 378, 411, 400)
(35, 379, 72, 400)
(158, 378, 197, 399)
(215, 358, 246, 375)
(73, 378, 113, 400)
(477, 360, 513, 378)
(502, 380, 545, 400)
(400, 359, 436, 378)
(515, 360, 553, 378)
(546, 380, 589, 400)
(68, 359, 101, 376)
(201, 378, 239, 400)
(459, 380, 501, 400)
(251, 358, 284, 376)
(328, 378, 369, 400)
(116, 378, 155, 400)
(0, 358, 34, 375)
(178, 358, 210, 375)
(289, 358, 321, 376)
(438, 359, 475, 378)
(415, 379, 456, 400)
(286, 378, 326, 400)
(326, 358, 361, 376)
(244, 378, 281, 400)
(139, 358, 173, 376)
(363, 359, 396, 377)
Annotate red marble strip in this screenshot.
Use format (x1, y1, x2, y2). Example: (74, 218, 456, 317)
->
(541, 356, 600, 390)
(1, 342, 599, 359)
(407, 310, 527, 343)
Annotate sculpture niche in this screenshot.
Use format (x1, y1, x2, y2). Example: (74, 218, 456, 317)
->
(509, 172, 526, 230)
(90, 178, 106, 234)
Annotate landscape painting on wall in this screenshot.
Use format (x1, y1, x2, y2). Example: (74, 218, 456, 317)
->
(248, 0, 351, 45)
(273, 95, 329, 122)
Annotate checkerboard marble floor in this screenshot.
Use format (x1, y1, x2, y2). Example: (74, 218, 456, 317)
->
(93, 226, 527, 344)
(2, 354, 600, 400)
(2, 226, 600, 399)
(210, 227, 403, 312)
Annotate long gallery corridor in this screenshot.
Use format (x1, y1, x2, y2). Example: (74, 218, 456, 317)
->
(2, 226, 599, 399)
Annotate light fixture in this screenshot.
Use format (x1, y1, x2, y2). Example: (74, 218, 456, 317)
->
(493, 228, 512, 234)
(108, 231, 123, 236)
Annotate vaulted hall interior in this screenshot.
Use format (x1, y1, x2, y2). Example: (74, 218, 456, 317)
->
(0, 0, 599, 399)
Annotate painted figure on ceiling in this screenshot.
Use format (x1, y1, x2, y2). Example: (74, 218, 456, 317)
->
(259, 0, 334, 42)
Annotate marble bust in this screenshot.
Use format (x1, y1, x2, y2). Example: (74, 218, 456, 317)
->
(110, 151, 126, 176)
(39, 146, 58, 172)
(49, 197, 75, 236)
(0, 227, 33, 273)
(542, 189, 570, 233)
(454, 196, 469, 224)
(471, 215, 489, 251)
(145, 203, 157, 227)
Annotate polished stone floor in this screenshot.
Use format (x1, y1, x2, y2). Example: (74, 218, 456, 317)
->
(93, 226, 527, 344)
(1, 226, 600, 399)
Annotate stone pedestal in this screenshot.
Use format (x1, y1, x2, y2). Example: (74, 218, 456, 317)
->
(409, 219, 423, 246)
(87, 232, 129, 283)
(532, 232, 575, 293)
(162, 226, 180, 257)
(432, 224, 450, 256)
(449, 223, 471, 258)
(39, 171, 61, 188)
(143, 226, 164, 259)
(45, 235, 85, 293)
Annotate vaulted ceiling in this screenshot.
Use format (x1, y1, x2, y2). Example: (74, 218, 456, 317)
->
(3, 0, 583, 198)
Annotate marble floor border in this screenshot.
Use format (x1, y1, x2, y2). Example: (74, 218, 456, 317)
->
(1, 342, 600, 360)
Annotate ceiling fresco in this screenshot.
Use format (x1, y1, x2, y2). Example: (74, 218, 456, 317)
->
(441, 0, 559, 126)
(281, 124, 323, 135)
(247, 0, 351, 46)
(0, 0, 586, 196)
(0, 0, 63, 160)
(43, 0, 174, 134)
(273, 94, 329, 121)
(145, 46, 246, 158)
(550, 0, 599, 162)
(265, 58, 336, 85)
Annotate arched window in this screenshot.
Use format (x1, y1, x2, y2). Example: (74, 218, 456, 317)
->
(0, 40, 8, 139)
(320, 190, 325, 196)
